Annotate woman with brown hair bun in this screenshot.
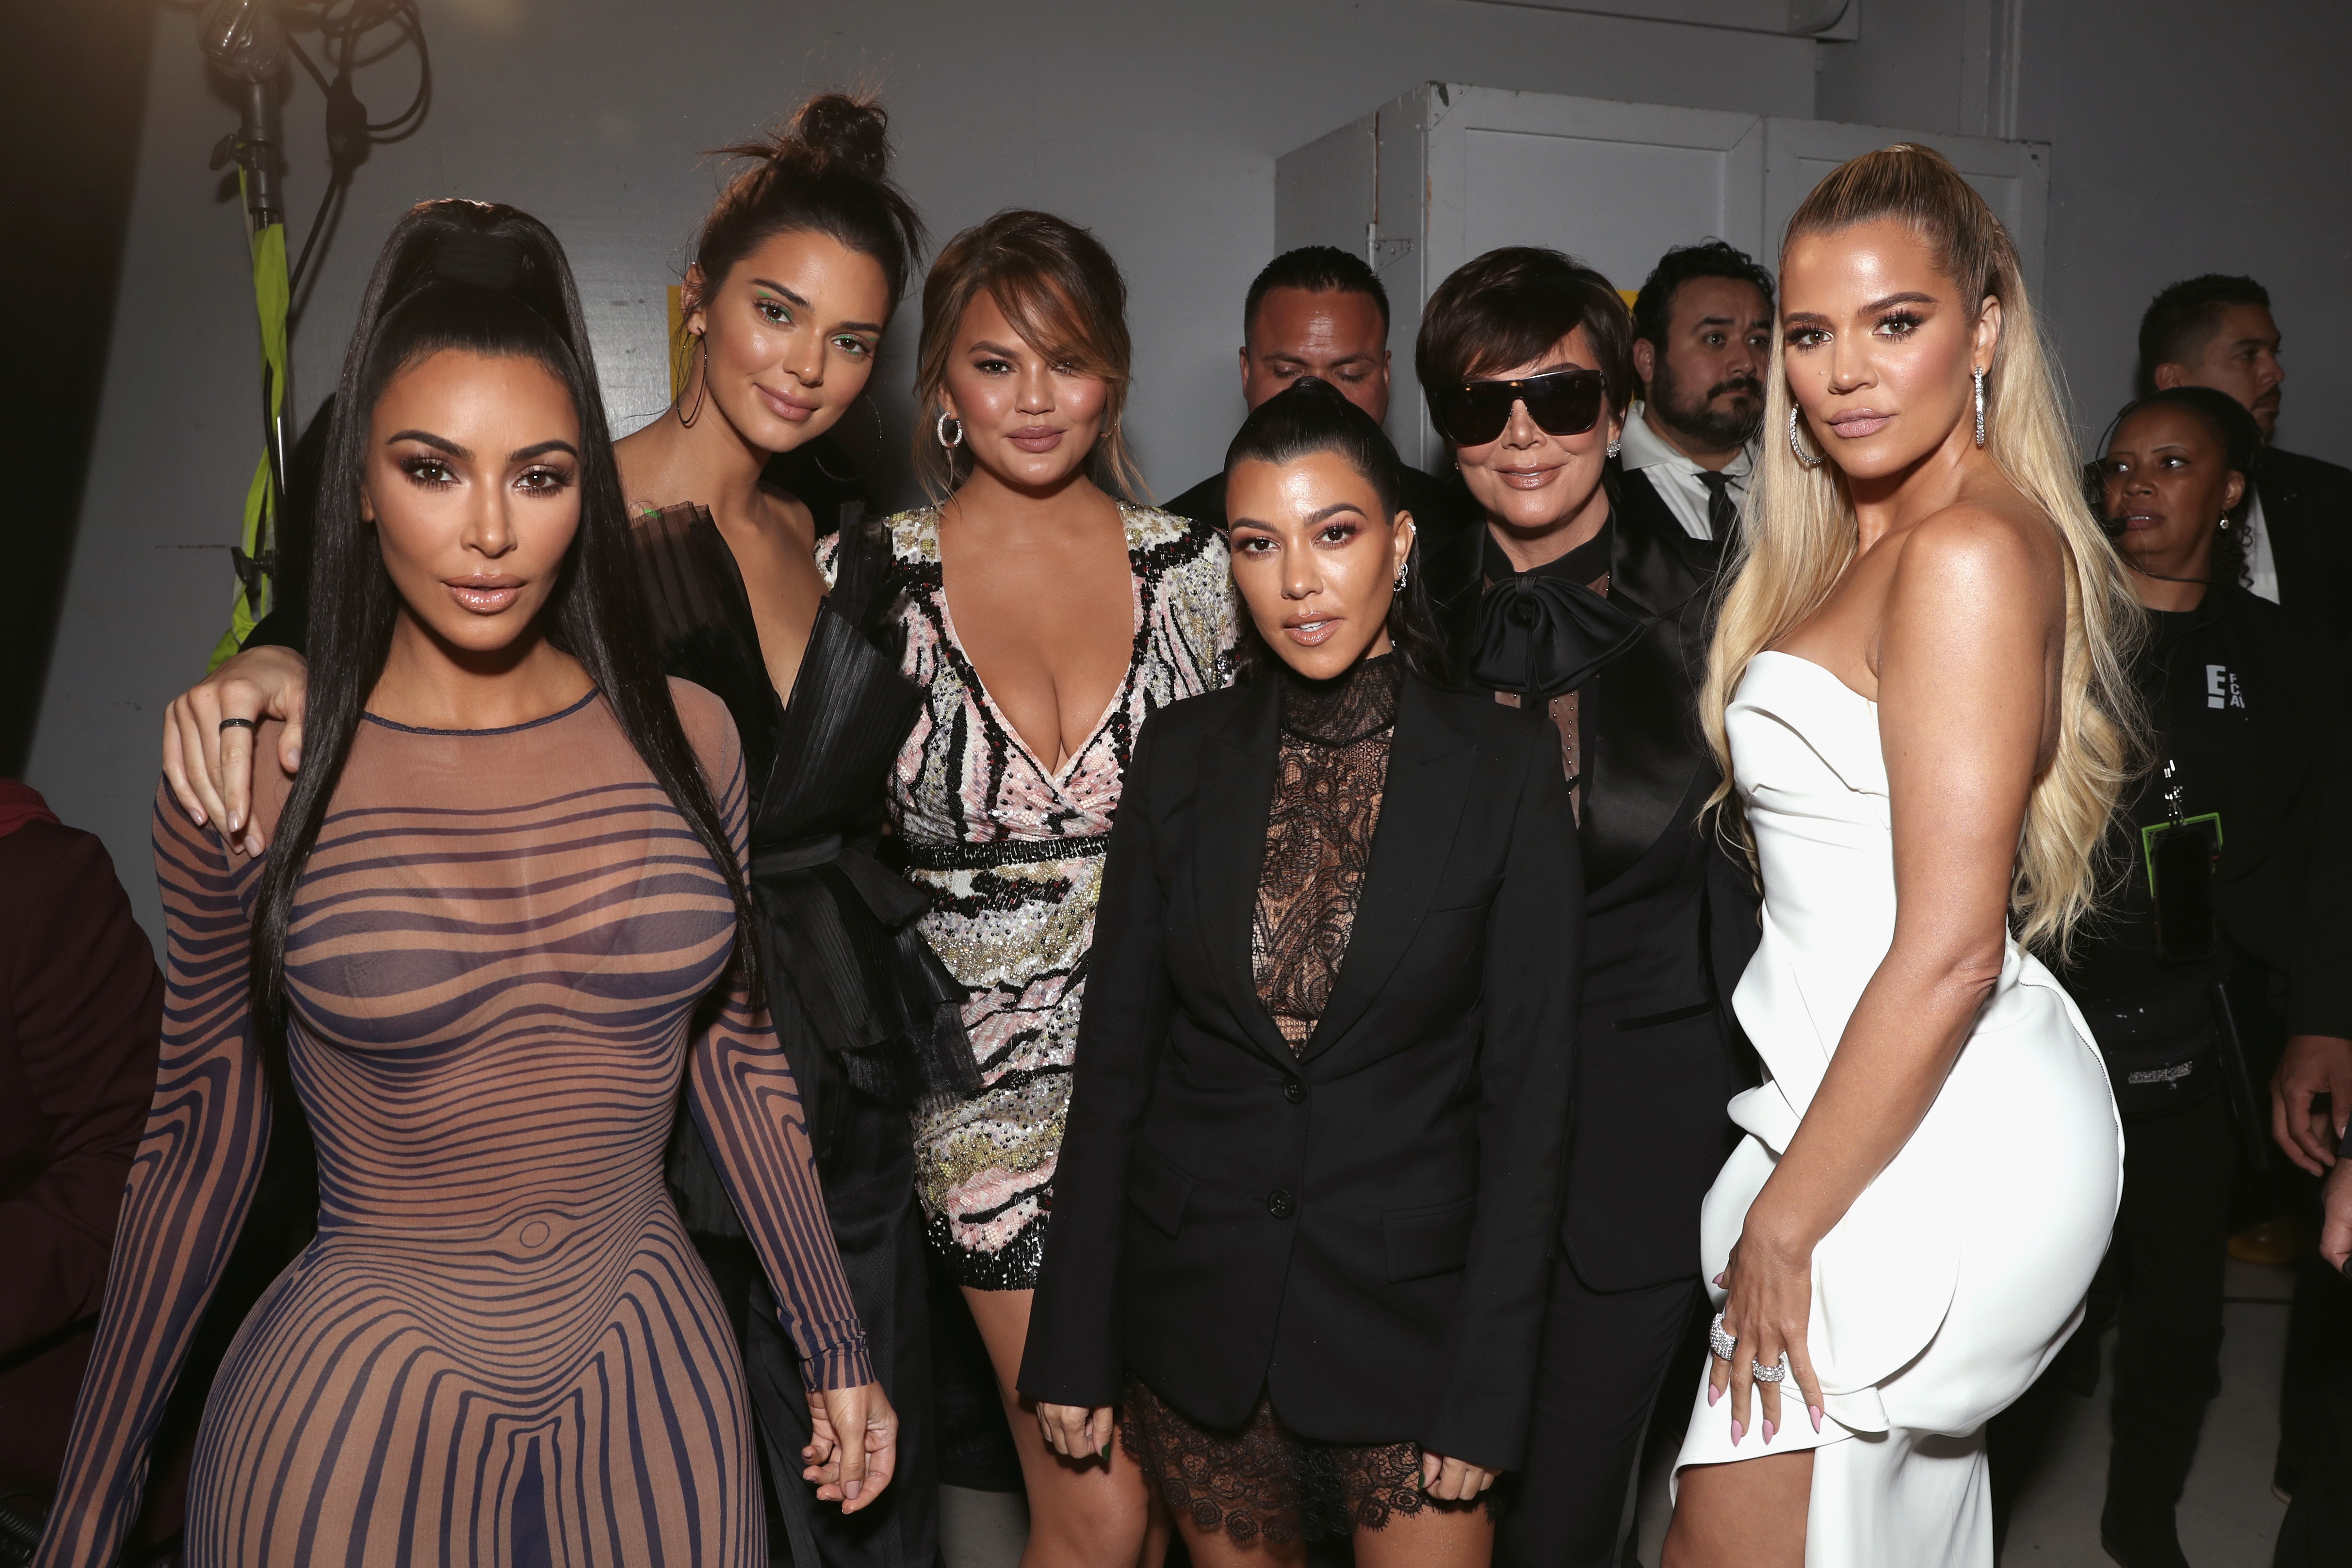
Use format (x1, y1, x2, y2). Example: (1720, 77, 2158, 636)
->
(154, 94, 954, 1568)
(826, 208, 1234, 1564)
(1661, 144, 2138, 1566)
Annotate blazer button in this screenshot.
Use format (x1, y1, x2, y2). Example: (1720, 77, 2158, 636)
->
(1267, 1188, 1295, 1219)
(1282, 1076, 1304, 1104)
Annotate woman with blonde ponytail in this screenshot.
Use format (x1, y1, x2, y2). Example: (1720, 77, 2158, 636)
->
(1661, 146, 2140, 1568)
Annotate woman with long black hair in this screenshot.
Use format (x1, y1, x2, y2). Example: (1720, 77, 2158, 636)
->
(150, 96, 962, 1567)
(35, 199, 891, 1567)
(1020, 378, 1581, 1567)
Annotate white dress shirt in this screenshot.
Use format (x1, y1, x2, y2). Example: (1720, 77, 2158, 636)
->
(1617, 401, 1759, 543)
(2242, 490, 2280, 603)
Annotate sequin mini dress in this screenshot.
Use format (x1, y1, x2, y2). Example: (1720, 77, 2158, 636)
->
(822, 504, 1234, 1288)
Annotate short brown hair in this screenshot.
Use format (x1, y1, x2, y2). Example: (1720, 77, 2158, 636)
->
(911, 209, 1141, 503)
(1415, 247, 1636, 440)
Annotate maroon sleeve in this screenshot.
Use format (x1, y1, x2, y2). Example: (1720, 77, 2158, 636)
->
(0, 824, 165, 1358)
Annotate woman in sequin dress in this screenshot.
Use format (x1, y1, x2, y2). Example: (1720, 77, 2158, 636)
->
(1020, 380, 1581, 1566)
(825, 211, 1233, 1564)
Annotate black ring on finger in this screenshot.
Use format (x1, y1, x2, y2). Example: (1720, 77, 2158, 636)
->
(219, 717, 259, 734)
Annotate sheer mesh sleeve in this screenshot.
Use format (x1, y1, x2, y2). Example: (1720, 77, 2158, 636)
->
(33, 788, 274, 1568)
(675, 684, 874, 1391)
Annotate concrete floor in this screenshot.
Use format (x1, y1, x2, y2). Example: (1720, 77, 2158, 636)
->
(936, 1256, 2301, 1568)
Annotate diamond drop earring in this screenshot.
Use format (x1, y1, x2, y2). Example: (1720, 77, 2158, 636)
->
(1788, 406, 1823, 471)
(1972, 367, 1987, 448)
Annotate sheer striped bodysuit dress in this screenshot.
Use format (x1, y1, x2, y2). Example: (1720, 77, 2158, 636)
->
(34, 681, 870, 1568)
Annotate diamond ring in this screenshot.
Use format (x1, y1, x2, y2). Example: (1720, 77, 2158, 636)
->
(1750, 1356, 1789, 1384)
(1708, 1312, 1738, 1361)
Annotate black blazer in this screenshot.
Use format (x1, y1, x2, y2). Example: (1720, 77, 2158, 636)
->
(1018, 673, 1582, 1470)
(1424, 465, 1759, 1290)
(2257, 446, 2352, 645)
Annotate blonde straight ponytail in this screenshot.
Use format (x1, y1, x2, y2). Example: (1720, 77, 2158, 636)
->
(1702, 145, 2145, 957)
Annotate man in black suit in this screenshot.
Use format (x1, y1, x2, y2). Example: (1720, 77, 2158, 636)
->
(2142, 274, 2352, 642)
(1164, 245, 1482, 544)
(1617, 241, 1774, 548)
(1410, 247, 1758, 1567)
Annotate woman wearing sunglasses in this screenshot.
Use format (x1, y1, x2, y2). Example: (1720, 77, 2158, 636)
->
(1415, 247, 1761, 1568)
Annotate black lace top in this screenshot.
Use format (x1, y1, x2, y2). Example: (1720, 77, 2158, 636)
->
(1253, 653, 1403, 1051)
(1121, 654, 1492, 1544)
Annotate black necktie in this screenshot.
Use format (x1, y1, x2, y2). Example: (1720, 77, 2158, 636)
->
(1698, 470, 1739, 543)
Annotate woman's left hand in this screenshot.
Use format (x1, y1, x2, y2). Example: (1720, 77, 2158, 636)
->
(801, 1381, 899, 1511)
(1709, 1221, 1825, 1448)
(1035, 1402, 1117, 1463)
(1419, 1451, 1499, 1503)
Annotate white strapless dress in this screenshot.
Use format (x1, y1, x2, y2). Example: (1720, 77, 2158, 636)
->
(1671, 653, 2123, 1565)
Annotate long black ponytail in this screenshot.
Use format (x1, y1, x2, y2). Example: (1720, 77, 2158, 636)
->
(248, 199, 760, 1086)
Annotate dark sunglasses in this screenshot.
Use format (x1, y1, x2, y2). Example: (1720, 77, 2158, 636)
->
(1433, 368, 1607, 447)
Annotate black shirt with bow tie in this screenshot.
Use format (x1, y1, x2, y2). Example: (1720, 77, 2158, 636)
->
(1423, 465, 1759, 1290)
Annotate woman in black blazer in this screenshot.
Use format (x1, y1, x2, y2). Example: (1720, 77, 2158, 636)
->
(1018, 379, 1582, 1566)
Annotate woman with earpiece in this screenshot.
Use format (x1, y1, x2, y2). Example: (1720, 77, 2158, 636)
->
(1021, 378, 1580, 1568)
(2060, 385, 2352, 1568)
(148, 96, 958, 1568)
(1660, 145, 2140, 1568)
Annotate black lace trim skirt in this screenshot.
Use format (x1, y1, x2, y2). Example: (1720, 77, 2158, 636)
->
(1118, 1376, 1493, 1547)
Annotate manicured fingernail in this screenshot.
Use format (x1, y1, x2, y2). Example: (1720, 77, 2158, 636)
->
(1713, 1272, 1725, 1286)
(1810, 1404, 1823, 1432)
(846, 1479, 862, 1500)
(190, 807, 206, 826)
(289, 747, 302, 768)
(1731, 1420, 1745, 1444)
(1762, 1419, 1776, 1444)
(228, 811, 241, 833)
(1707, 1383, 1721, 1406)
(1099, 1442, 1111, 1460)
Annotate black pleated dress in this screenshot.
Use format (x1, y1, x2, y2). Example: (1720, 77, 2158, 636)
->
(631, 503, 975, 1568)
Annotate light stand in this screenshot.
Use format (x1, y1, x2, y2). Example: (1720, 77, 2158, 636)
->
(201, 0, 293, 666)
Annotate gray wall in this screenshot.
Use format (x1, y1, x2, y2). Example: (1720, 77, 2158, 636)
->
(29, 0, 1817, 948)
(1817, 0, 2352, 458)
(29, 0, 2349, 951)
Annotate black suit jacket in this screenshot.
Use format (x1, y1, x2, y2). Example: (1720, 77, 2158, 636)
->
(1426, 465, 1759, 1290)
(2258, 446, 2352, 644)
(1018, 674, 1581, 1470)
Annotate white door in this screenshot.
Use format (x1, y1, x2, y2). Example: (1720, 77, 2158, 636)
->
(1276, 84, 2049, 468)
(1763, 116, 2049, 297)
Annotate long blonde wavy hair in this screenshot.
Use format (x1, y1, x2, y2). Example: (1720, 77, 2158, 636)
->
(1702, 145, 2143, 957)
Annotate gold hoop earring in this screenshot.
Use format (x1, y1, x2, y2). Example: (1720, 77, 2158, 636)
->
(678, 333, 708, 428)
